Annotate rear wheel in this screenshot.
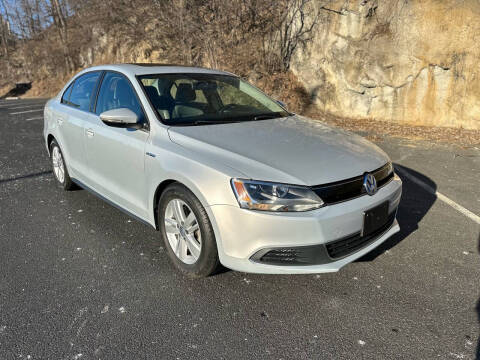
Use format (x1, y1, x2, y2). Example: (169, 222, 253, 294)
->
(158, 183, 220, 278)
(50, 140, 75, 191)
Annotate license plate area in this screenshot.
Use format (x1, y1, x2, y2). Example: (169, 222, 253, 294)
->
(362, 201, 389, 236)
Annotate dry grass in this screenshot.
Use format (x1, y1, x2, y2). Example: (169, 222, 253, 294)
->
(21, 78, 62, 98)
(255, 71, 310, 113)
(307, 109, 480, 146)
(0, 84, 11, 97)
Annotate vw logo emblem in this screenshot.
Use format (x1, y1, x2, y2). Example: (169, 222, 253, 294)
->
(363, 173, 377, 196)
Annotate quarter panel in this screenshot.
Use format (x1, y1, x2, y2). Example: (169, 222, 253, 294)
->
(44, 101, 84, 179)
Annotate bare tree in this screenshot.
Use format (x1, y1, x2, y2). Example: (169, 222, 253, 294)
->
(0, 0, 11, 58)
(278, 0, 321, 71)
(0, 0, 324, 99)
(49, 0, 73, 73)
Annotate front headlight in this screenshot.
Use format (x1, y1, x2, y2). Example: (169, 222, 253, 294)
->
(231, 179, 324, 212)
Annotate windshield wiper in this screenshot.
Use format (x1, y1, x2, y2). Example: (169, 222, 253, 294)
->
(174, 119, 241, 126)
(253, 114, 282, 121)
(170, 113, 285, 126)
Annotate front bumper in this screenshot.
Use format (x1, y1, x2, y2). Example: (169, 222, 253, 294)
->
(209, 176, 402, 274)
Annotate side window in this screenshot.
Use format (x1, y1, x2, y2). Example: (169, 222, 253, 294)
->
(95, 72, 145, 124)
(68, 72, 101, 111)
(61, 82, 74, 104)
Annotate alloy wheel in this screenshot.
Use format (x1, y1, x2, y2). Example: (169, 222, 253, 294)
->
(164, 199, 202, 264)
(52, 146, 65, 184)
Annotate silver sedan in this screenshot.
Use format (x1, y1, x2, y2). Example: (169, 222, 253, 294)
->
(43, 64, 402, 277)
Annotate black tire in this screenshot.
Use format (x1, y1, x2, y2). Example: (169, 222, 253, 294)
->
(49, 139, 75, 191)
(158, 183, 220, 278)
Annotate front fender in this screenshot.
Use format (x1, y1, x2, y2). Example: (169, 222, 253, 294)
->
(144, 134, 244, 224)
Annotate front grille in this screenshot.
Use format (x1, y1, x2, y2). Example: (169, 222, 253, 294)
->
(311, 163, 394, 205)
(325, 211, 396, 259)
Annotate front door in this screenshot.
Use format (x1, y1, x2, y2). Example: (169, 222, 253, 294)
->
(84, 71, 150, 219)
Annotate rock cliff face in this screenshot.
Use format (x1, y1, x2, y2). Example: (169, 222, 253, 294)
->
(291, 0, 480, 130)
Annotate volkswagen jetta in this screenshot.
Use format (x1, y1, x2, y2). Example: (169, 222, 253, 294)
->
(43, 64, 402, 277)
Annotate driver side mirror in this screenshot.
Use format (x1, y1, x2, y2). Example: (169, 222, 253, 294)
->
(100, 108, 140, 128)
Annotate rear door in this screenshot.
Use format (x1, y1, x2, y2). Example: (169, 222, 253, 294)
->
(58, 71, 101, 179)
(83, 71, 150, 218)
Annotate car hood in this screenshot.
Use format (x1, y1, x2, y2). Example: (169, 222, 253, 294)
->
(167, 115, 390, 186)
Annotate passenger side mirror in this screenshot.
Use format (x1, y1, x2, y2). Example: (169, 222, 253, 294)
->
(100, 108, 140, 128)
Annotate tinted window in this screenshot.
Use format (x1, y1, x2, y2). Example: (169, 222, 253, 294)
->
(68, 72, 101, 111)
(96, 72, 145, 124)
(61, 82, 74, 104)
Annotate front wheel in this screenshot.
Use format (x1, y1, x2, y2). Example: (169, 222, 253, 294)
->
(158, 183, 220, 278)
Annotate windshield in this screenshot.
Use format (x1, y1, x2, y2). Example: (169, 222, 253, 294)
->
(138, 73, 290, 125)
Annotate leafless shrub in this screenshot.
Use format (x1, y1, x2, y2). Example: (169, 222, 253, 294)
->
(0, 0, 321, 102)
(277, 0, 322, 71)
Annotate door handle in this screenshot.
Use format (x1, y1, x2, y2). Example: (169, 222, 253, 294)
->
(86, 129, 94, 138)
(57, 118, 64, 125)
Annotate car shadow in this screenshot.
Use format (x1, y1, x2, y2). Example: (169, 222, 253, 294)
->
(0, 170, 84, 191)
(357, 164, 437, 261)
(0, 170, 52, 184)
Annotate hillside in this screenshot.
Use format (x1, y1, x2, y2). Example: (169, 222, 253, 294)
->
(1, 0, 479, 131)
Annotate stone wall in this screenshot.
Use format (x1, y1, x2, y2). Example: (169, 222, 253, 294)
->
(291, 0, 480, 130)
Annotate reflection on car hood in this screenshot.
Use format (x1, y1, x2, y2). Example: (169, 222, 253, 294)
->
(167, 115, 390, 185)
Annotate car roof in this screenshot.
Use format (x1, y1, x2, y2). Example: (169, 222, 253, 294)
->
(79, 63, 237, 77)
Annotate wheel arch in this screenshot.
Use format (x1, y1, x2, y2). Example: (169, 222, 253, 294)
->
(153, 179, 179, 230)
(151, 176, 220, 233)
(46, 134, 56, 155)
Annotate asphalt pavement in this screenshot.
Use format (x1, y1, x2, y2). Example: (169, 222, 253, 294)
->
(0, 98, 479, 359)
